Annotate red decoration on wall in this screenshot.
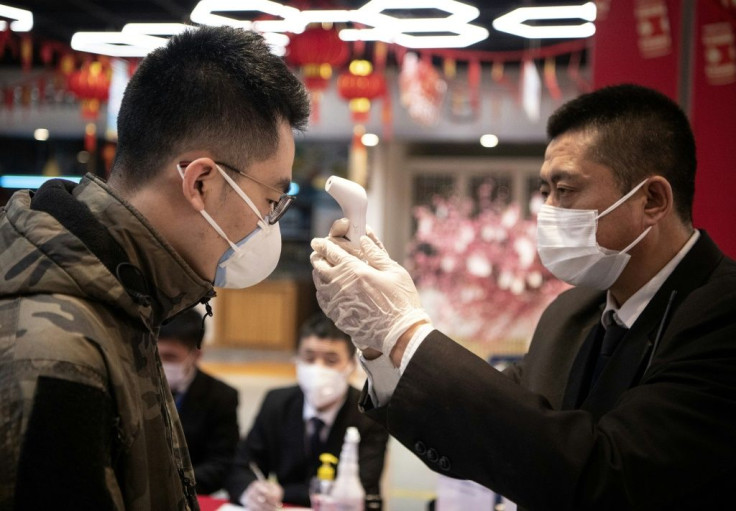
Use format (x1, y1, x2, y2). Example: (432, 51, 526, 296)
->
(544, 57, 562, 100)
(702, 21, 736, 85)
(635, 0, 673, 58)
(692, 0, 736, 257)
(399, 52, 447, 127)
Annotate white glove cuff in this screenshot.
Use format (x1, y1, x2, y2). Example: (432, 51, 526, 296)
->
(382, 309, 431, 356)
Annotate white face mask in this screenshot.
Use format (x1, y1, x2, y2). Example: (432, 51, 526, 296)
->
(177, 163, 282, 288)
(296, 361, 350, 410)
(536, 178, 651, 290)
(163, 360, 194, 392)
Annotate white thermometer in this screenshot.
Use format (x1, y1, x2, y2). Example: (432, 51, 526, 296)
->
(325, 176, 367, 248)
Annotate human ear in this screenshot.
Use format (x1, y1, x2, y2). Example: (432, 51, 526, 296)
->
(643, 176, 673, 224)
(179, 157, 217, 212)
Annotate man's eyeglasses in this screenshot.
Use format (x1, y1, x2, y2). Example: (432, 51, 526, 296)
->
(179, 160, 296, 225)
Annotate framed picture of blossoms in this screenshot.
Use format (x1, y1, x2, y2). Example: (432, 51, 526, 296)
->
(404, 157, 570, 360)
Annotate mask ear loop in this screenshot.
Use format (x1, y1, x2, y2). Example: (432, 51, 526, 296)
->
(597, 177, 652, 254)
(597, 178, 649, 220)
(215, 164, 269, 229)
(176, 163, 240, 253)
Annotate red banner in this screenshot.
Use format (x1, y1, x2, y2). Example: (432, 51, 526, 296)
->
(593, 0, 682, 100)
(691, 0, 736, 257)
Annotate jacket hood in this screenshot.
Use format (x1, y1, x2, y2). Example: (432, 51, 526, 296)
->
(0, 174, 215, 331)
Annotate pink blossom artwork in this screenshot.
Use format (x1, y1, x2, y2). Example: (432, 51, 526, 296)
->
(407, 181, 569, 358)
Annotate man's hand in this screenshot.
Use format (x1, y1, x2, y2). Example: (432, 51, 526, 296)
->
(310, 231, 430, 356)
(241, 480, 284, 511)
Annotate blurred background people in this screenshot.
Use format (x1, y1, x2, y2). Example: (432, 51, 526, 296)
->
(159, 308, 240, 495)
(226, 312, 389, 509)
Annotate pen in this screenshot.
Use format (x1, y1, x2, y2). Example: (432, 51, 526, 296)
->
(249, 462, 283, 509)
(249, 461, 266, 482)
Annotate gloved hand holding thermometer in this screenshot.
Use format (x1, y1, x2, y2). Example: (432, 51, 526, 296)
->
(311, 176, 431, 357)
(325, 176, 367, 249)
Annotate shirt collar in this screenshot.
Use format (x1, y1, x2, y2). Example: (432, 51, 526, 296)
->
(302, 393, 346, 427)
(604, 230, 700, 328)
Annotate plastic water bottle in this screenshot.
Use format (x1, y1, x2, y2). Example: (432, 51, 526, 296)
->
(331, 427, 365, 511)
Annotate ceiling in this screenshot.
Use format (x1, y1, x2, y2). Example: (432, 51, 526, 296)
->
(12, 0, 589, 56)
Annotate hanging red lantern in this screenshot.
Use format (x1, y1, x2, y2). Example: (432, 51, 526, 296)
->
(337, 60, 387, 123)
(69, 61, 111, 102)
(286, 26, 349, 123)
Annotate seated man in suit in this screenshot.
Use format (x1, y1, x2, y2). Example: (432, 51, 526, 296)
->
(158, 308, 240, 495)
(226, 312, 389, 510)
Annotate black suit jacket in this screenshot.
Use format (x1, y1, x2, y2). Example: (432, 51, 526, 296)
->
(365, 231, 736, 510)
(226, 385, 389, 507)
(178, 368, 239, 495)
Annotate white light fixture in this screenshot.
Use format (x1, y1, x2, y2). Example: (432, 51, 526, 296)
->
(71, 0, 489, 57)
(0, 4, 33, 32)
(361, 133, 380, 146)
(493, 2, 597, 39)
(190, 0, 302, 33)
(34, 129, 49, 141)
(480, 134, 499, 148)
(71, 31, 167, 57)
(350, 0, 488, 48)
(122, 23, 191, 36)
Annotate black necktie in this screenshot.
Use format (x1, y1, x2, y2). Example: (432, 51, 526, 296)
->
(590, 312, 629, 388)
(308, 417, 326, 461)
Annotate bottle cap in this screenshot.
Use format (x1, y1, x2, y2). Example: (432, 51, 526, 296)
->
(345, 426, 360, 443)
(317, 453, 338, 481)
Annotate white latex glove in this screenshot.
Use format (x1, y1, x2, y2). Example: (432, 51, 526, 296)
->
(310, 232, 430, 355)
(240, 480, 284, 511)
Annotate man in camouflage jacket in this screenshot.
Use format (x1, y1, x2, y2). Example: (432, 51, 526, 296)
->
(0, 26, 309, 510)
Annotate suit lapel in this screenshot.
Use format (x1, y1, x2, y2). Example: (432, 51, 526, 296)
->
(581, 315, 656, 420)
(324, 388, 358, 455)
(285, 389, 308, 466)
(561, 320, 603, 410)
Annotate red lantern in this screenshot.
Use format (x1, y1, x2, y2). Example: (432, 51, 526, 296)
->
(68, 61, 111, 102)
(337, 60, 387, 123)
(287, 26, 349, 123)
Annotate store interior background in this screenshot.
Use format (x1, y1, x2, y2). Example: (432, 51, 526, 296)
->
(1, 1, 735, 508)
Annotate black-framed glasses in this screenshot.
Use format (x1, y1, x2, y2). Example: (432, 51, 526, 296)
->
(179, 160, 296, 225)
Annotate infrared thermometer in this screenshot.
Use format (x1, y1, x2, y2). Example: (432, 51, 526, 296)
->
(325, 176, 367, 248)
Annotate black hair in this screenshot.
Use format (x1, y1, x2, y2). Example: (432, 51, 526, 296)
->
(546, 84, 696, 224)
(297, 311, 356, 358)
(158, 308, 204, 351)
(111, 25, 310, 190)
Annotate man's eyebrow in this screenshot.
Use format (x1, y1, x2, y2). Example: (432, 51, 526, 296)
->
(539, 170, 577, 186)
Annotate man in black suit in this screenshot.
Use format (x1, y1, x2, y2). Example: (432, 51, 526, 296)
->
(311, 84, 736, 510)
(226, 312, 389, 509)
(158, 308, 240, 495)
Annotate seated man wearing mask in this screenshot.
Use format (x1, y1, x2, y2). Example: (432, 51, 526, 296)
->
(158, 308, 239, 495)
(226, 312, 389, 509)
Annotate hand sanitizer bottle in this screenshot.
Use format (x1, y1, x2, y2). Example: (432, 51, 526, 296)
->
(331, 427, 365, 511)
(310, 453, 338, 511)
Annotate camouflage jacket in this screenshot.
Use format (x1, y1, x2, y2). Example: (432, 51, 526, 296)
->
(0, 175, 216, 510)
